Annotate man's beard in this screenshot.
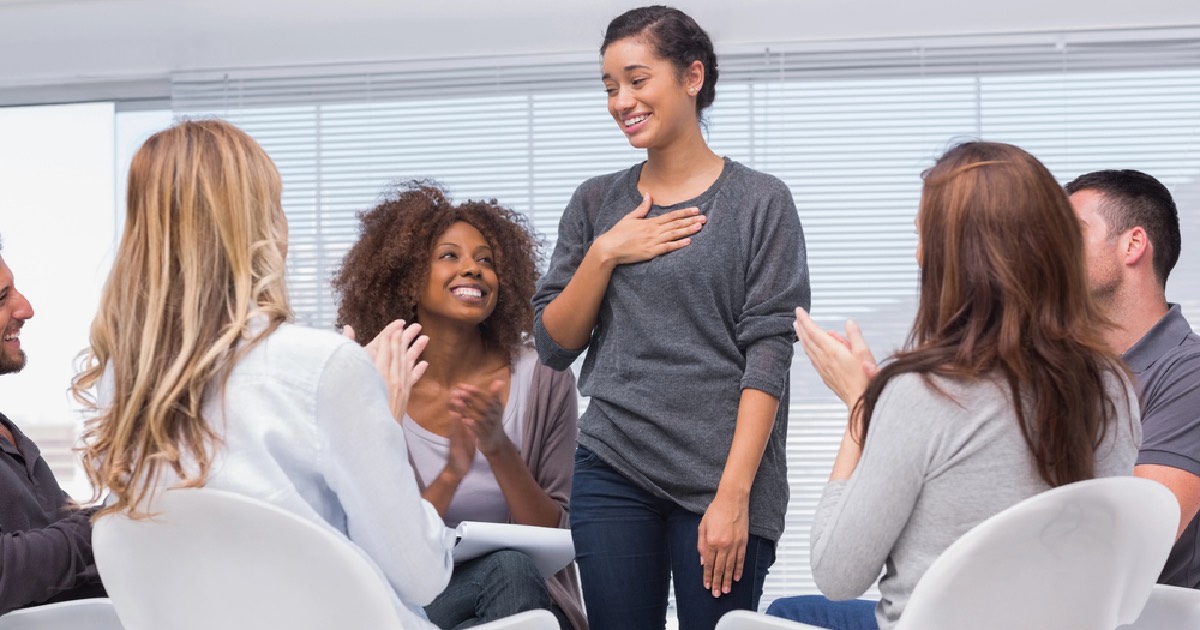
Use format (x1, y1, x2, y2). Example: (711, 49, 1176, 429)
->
(0, 349, 26, 375)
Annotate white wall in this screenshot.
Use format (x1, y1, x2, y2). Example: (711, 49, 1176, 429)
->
(0, 102, 114, 430)
(1, 0, 1199, 92)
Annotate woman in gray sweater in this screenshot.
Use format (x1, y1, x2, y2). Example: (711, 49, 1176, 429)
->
(532, 6, 809, 630)
(770, 141, 1141, 630)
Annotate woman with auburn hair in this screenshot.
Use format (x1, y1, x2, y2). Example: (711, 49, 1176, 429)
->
(72, 119, 452, 629)
(333, 183, 584, 630)
(767, 141, 1142, 630)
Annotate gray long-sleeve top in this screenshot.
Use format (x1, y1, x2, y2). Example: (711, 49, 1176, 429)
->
(810, 371, 1142, 629)
(532, 159, 810, 541)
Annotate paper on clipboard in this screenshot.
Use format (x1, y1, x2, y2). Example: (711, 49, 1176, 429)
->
(452, 521, 575, 578)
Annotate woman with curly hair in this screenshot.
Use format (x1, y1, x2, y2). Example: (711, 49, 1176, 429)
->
(334, 183, 585, 630)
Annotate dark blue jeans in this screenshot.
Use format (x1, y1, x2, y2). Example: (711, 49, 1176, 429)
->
(766, 595, 879, 630)
(570, 446, 776, 630)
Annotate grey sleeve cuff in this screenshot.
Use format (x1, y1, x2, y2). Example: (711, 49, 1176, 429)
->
(1138, 449, 1200, 478)
(533, 315, 584, 371)
(740, 336, 794, 398)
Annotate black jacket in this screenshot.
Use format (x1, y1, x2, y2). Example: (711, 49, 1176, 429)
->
(0, 412, 105, 615)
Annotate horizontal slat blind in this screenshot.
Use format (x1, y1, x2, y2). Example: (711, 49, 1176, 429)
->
(173, 28, 1200, 609)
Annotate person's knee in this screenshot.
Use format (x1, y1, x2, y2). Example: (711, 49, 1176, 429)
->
(766, 595, 811, 619)
(473, 550, 552, 615)
(482, 550, 543, 586)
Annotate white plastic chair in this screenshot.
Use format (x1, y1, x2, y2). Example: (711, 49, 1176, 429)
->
(717, 610, 820, 629)
(1116, 584, 1200, 630)
(0, 598, 123, 630)
(718, 477, 1179, 630)
(93, 488, 558, 630)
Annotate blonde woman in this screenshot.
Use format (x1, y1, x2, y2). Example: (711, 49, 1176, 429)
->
(72, 119, 453, 628)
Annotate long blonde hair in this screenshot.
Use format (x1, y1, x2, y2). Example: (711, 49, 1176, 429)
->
(73, 119, 291, 517)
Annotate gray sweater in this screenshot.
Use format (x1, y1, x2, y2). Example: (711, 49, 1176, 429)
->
(811, 371, 1142, 629)
(532, 159, 810, 541)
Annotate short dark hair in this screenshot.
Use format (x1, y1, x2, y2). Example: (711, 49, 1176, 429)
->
(601, 6, 719, 117)
(1066, 169, 1181, 286)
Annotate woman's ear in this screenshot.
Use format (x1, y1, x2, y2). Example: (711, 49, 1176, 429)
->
(686, 59, 704, 95)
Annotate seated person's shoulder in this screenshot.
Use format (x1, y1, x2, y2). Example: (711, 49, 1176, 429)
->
(1163, 332, 1200, 369)
(878, 371, 962, 405)
(1143, 336, 1200, 398)
(237, 323, 364, 383)
(268, 322, 354, 354)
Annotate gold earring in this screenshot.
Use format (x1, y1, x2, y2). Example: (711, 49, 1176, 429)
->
(689, 87, 697, 95)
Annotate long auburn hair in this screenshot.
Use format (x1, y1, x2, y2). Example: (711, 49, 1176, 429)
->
(858, 141, 1131, 487)
(73, 119, 291, 517)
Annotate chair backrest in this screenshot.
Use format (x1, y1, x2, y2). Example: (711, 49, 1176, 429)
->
(0, 598, 123, 630)
(898, 476, 1179, 630)
(1117, 584, 1200, 630)
(92, 488, 405, 630)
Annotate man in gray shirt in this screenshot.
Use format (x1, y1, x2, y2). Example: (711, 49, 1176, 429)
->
(1068, 169, 1200, 588)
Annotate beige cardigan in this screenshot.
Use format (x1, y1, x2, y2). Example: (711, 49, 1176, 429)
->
(519, 357, 586, 630)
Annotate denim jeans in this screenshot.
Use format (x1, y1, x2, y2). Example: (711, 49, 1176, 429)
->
(766, 595, 879, 630)
(424, 549, 568, 629)
(570, 446, 776, 630)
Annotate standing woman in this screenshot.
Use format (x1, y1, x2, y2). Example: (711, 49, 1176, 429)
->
(532, 6, 810, 629)
(73, 120, 451, 629)
(333, 183, 585, 630)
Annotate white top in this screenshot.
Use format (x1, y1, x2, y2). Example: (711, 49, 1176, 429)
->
(403, 348, 535, 527)
(102, 320, 452, 629)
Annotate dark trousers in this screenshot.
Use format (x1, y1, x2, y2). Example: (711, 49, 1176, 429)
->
(424, 549, 568, 629)
(569, 446, 775, 630)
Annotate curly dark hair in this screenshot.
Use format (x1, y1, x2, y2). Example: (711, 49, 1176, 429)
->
(333, 181, 541, 356)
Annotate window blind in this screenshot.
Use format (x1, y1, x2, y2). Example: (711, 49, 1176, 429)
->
(173, 28, 1200, 607)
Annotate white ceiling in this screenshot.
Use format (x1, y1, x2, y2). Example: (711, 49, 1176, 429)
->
(1, 0, 1199, 92)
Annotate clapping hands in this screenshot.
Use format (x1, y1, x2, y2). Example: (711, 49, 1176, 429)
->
(450, 380, 509, 458)
(794, 307, 880, 409)
(343, 320, 429, 421)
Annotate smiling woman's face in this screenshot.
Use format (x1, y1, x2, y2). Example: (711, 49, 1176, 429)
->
(416, 221, 500, 327)
(601, 36, 702, 151)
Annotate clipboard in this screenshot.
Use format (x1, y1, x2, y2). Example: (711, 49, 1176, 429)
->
(452, 521, 575, 578)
